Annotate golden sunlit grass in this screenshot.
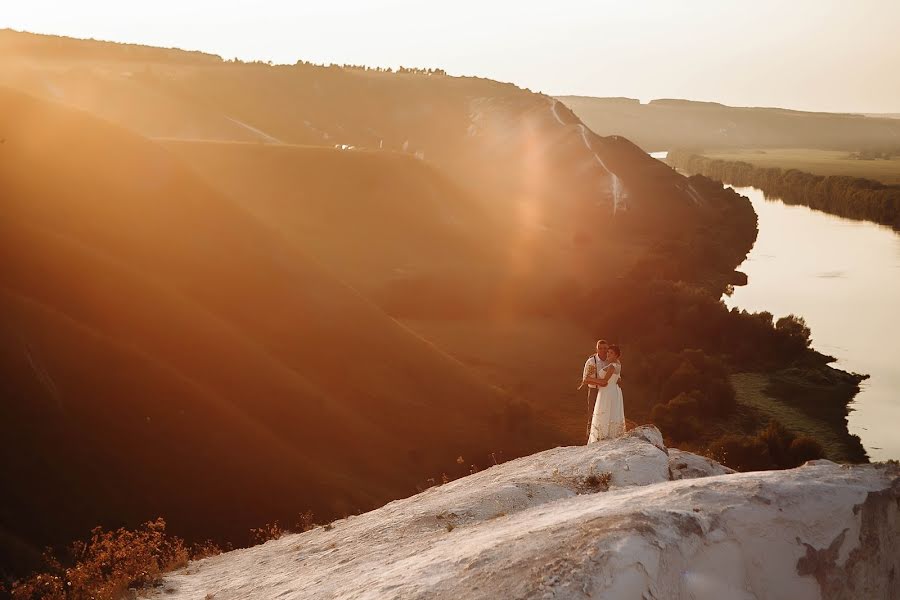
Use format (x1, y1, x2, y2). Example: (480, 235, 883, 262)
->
(701, 149, 900, 185)
(8, 512, 321, 600)
(248, 510, 317, 545)
(401, 318, 597, 443)
(1, 84, 545, 578)
(9, 519, 193, 600)
(161, 140, 511, 298)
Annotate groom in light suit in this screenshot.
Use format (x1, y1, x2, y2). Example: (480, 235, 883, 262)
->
(582, 339, 610, 440)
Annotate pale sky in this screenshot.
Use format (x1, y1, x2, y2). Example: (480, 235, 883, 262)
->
(4, 0, 900, 113)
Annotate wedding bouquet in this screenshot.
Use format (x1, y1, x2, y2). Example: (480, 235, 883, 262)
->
(578, 362, 597, 390)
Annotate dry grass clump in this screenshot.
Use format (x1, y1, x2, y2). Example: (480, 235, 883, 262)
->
(9, 518, 194, 600)
(576, 471, 612, 494)
(248, 522, 286, 546)
(9, 511, 325, 600)
(248, 510, 318, 545)
(552, 468, 613, 494)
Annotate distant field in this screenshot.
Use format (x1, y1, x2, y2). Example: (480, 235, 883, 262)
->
(701, 148, 900, 184)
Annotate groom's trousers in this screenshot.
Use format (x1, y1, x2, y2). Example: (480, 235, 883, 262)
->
(586, 387, 600, 441)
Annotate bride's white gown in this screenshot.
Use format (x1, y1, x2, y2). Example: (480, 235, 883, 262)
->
(588, 363, 625, 443)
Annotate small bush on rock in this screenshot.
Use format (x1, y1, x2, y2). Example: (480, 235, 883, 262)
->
(10, 518, 189, 600)
(710, 434, 773, 472)
(711, 420, 825, 472)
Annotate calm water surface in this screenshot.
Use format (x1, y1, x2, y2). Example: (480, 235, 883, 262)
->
(725, 186, 900, 461)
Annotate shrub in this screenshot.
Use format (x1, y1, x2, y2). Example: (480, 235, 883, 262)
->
(789, 436, 826, 465)
(710, 420, 826, 472)
(710, 434, 772, 472)
(651, 392, 702, 442)
(758, 420, 825, 468)
(9, 508, 326, 600)
(249, 522, 285, 545)
(775, 315, 812, 354)
(654, 351, 738, 418)
(295, 510, 317, 533)
(189, 540, 226, 561)
(660, 360, 703, 402)
(705, 376, 737, 416)
(10, 518, 189, 600)
(757, 420, 794, 467)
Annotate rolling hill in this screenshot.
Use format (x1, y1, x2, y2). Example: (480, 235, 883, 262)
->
(0, 86, 547, 572)
(0, 29, 708, 228)
(0, 29, 759, 575)
(160, 141, 516, 314)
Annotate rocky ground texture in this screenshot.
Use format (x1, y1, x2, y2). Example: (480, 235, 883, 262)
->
(148, 427, 899, 599)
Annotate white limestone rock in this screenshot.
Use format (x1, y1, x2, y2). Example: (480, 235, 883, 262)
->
(669, 448, 736, 480)
(149, 427, 899, 600)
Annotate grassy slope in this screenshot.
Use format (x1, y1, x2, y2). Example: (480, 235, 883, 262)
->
(558, 96, 900, 152)
(731, 373, 861, 462)
(402, 318, 599, 444)
(0, 87, 544, 569)
(698, 148, 900, 185)
(161, 140, 663, 319)
(161, 141, 515, 294)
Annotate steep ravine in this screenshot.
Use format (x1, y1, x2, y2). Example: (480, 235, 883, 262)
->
(147, 427, 899, 600)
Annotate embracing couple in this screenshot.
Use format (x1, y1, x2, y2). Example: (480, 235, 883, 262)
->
(580, 339, 625, 443)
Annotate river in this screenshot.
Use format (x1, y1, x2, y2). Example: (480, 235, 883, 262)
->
(725, 186, 900, 461)
(650, 151, 900, 461)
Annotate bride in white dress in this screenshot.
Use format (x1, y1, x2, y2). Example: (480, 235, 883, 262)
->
(588, 345, 625, 443)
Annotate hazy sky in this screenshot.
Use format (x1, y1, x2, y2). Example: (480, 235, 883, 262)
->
(4, 0, 900, 113)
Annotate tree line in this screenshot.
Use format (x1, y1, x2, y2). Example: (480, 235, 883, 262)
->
(223, 56, 448, 76)
(668, 151, 900, 230)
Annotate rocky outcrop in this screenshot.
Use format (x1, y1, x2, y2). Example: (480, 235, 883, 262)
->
(148, 427, 899, 600)
(668, 448, 736, 480)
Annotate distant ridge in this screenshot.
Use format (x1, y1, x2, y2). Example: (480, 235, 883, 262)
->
(862, 112, 900, 119)
(0, 28, 223, 63)
(559, 95, 900, 151)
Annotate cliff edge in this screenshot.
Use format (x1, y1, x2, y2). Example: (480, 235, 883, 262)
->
(147, 427, 899, 599)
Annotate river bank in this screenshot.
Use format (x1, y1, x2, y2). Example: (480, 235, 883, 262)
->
(731, 369, 867, 464)
(667, 150, 900, 230)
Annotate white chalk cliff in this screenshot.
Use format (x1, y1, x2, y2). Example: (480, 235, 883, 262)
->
(149, 427, 899, 599)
